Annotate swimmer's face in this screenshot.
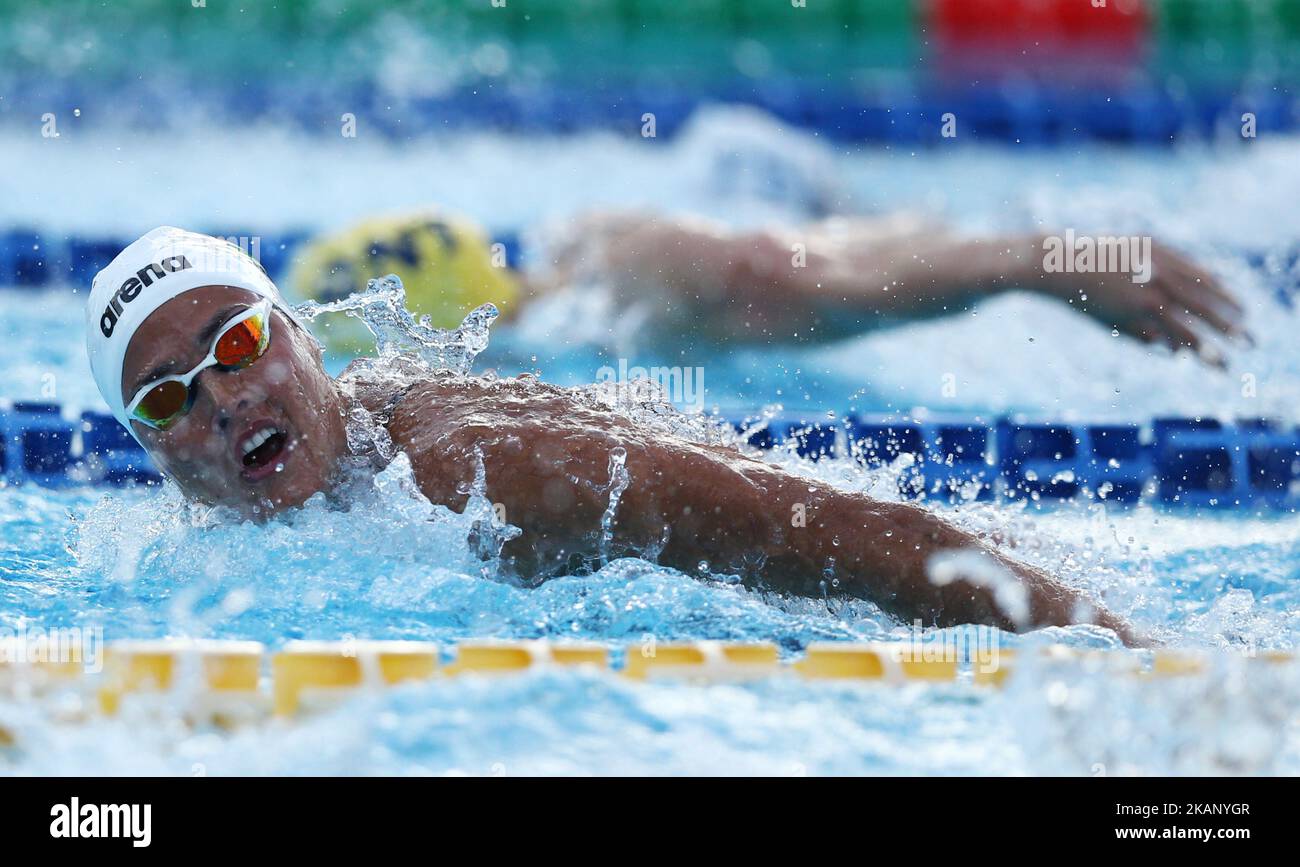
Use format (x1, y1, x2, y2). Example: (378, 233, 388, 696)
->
(120, 285, 348, 516)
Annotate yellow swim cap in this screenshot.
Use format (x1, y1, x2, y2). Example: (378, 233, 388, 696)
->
(288, 210, 521, 355)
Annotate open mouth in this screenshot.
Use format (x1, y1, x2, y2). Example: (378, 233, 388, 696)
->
(238, 423, 289, 480)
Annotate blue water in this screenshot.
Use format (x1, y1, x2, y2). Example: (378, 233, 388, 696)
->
(2, 109, 1300, 775)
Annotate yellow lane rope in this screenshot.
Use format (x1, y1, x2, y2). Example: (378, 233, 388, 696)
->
(0, 640, 1293, 741)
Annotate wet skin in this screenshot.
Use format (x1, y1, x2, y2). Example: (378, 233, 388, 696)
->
(350, 372, 1139, 645)
(120, 286, 350, 515)
(537, 212, 1247, 364)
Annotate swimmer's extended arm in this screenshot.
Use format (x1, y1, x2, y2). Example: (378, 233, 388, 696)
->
(802, 228, 1249, 363)
(568, 212, 1246, 360)
(386, 377, 1139, 645)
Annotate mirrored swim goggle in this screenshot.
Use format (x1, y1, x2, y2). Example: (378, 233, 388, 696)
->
(125, 299, 273, 431)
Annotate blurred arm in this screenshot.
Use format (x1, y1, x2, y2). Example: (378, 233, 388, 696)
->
(555, 211, 1247, 358)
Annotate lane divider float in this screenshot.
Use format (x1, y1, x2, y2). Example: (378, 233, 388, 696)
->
(272, 641, 440, 716)
(622, 641, 778, 681)
(2, 638, 1293, 745)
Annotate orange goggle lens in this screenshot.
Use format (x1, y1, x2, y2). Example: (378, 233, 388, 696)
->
(130, 307, 272, 430)
(135, 379, 192, 427)
(214, 312, 268, 368)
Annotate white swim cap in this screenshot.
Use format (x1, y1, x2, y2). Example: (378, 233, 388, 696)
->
(85, 226, 290, 436)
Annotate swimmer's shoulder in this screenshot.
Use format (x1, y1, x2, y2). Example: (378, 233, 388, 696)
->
(388, 373, 576, 426)
(336, 359, 404, 415)
(336, 363, 578, 437)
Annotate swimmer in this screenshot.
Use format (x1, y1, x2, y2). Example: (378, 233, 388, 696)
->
(87, 227, 1141, 644)
(292, 209, 1247, 363)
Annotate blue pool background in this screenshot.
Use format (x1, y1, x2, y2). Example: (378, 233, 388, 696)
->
(2, 110, 1299, 774)
(5, 0, 1300, 774)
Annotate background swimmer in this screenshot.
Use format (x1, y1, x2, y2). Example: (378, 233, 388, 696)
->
(293, 208, 1247, 365)
(87, 228, 1139, 644)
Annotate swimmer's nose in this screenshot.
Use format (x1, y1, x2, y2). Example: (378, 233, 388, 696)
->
(196, 368, 251, 431)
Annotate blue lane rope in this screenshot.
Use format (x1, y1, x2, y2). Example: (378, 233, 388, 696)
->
(0, 228, 525, 289)
(3, 78, 1295, 144)
(3, 400, 1297, 509)
(0, 404, 161, 487)
(734, 413, 1300, 509)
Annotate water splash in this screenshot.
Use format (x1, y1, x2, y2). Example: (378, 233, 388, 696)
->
(293, 273, 524, 576)
(580, 374, 734, 448)
(927, 547, 1031, 628)
(294, 274, 498, 376)
(295, 271, 506, 485)
(345, 402, 395, 463)
(598, 446, 629, 565)
(1004, 649, 1300, 775)
(67, 451, 520, 639)
(460, 446, 523, 580)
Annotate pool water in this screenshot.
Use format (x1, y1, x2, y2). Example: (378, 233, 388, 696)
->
(2, 109, 1299, 775)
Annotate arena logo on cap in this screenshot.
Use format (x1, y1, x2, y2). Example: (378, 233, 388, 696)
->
(99, 255, 192, 338)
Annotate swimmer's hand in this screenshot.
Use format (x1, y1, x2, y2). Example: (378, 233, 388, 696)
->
(1037, 238, 1250, 368)
(817, 496, 1146, 648)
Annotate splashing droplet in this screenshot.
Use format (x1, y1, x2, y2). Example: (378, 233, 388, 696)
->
(294, 274, 498, 376)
